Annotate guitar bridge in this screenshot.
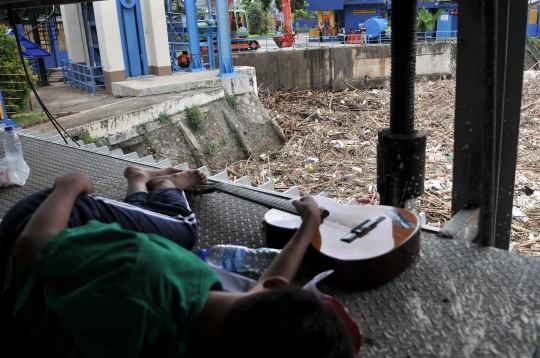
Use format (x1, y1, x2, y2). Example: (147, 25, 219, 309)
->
(341, 215, 386, 243)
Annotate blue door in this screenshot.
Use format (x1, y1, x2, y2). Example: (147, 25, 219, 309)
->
(117, 0, 149, 77)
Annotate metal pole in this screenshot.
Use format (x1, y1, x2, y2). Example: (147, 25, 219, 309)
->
(185, 0, 205, 72)
(377, 0, 426, 208)
(215, 0, 237, 77)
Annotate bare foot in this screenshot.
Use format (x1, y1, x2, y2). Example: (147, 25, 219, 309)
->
(148, 170, 207, 190)
(124, 166, 183, 183)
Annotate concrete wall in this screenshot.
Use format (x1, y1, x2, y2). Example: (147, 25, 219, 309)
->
(140, 0, 172, 76)
(93, 0, 126, 94)
(231, 42, 456, 91)
(60, 4, 89, 64)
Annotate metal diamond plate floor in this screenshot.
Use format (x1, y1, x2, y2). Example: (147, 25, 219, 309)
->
(2, 135, 540, 357)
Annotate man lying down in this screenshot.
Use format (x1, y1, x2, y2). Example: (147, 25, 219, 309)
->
(0, 167, 360, 357)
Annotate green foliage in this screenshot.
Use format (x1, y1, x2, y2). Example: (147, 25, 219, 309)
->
(291, 0, 306, 12)
(294, 8, 307, 20)
(156, 112, 172, 125)
(185, 105, 206, 131)
(385, 26, 392, 39)
(273, 0, 307, 12)
(144, 136, 154, 149)
(225, 95, 239, 109)
(219, 136, 227, 147)
(165, 0, 184, 13)
(79, 131, 97, 144)
(260, 0, 272, 12)
(417, 8, 444, 33)
(0, 25, 34, 114)
(245, 1, 265, 35)
(527, 35, 539, 47)
(11, 112, 49, 128)
(205, 141, 220, 156)
(136, 123, 148, 133)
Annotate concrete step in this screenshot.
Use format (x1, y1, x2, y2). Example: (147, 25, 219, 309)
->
(109, 149, 124, 157)
(111, 67, 256, 97)
(198, 166, 210, 176)
(259, 181, 275, 191)
(211, 172, 230, 181)
(138, 155, 156, 164)
(178, 162, 190, 170)
(93, 146, 110, 154)
(234, 176, 252, 186)
(283, 186, 300, 197)
(83, 143, 97, 150)
(121, 152, 139, 160)
(346, 198, 358, 205)
(156, 159, 172, 168)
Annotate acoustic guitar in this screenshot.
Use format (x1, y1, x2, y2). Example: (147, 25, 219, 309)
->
(189, 180, 421, 290)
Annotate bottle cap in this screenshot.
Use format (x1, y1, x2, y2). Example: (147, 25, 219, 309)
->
(197, 248, 208, 262)
(4, 126, 13, 132)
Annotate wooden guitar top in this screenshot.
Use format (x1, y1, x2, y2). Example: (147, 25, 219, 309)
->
(264, 196, 420, 261)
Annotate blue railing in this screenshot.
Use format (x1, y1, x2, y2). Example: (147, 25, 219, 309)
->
(61, 60, 105, 96)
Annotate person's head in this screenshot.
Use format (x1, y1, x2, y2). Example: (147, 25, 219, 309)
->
(222, 287, 355, 358)
(182, 50, 188, 55)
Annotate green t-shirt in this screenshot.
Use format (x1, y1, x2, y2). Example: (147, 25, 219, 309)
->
(4, 220, 223, 357)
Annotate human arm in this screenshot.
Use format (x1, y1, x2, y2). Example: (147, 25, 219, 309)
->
(14, 172, 94, 266)
(256, 197, 323, 285)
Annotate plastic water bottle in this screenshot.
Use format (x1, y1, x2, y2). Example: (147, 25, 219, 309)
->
(4, 126, 24, 167)
(198, 245, 281, 274)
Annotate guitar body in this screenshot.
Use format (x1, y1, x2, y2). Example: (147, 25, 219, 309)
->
(264, 196, 421, 290)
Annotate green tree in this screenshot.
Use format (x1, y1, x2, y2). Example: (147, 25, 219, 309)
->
(0, 25, 33, 114)
(245, 1, 265, 35)
(417, 7, 444, 33)
(294, 8, 307, 19)
(260, 0, 272, 12)
(275, 0, 304, 13)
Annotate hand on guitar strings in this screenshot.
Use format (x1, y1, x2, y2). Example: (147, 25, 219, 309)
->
(291, 197, 325, 225)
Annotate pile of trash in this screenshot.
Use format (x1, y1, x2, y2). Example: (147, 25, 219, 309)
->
(221, 72, 540, 256)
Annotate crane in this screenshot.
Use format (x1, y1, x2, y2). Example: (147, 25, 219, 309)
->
(272, 0, 297, 48)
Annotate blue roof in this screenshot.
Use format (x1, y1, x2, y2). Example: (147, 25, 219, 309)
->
(8, 30, 51, 58)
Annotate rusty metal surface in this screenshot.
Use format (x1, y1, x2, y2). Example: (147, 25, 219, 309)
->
(1, 135, 540, 357)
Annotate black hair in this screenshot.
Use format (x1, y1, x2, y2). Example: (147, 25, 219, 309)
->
(222, 287, 354, 358)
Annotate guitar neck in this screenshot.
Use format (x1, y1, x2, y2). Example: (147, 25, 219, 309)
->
(212, 181, 298, 215)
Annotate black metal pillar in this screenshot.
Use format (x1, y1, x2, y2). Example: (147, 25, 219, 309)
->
(452, 0, 528, 249)
(28, 8, 49, 86)
(377, 0, 426, 208)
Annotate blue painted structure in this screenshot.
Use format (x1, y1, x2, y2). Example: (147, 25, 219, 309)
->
(0, 90, 18, 128)
(8, 28, 50, 58)
(293, 19, 317, 32)
(185, 0, 205, 72)
(436, 4, 459, 34)
(61, 59, 106, 96)
(527, 6, 540, 37)
(41, 22, 69, 70)
(116, 0, 149, 77)
(364, 17, 388, 38)
(307, 0, 459, 35)
(15, 22, 68, 70)
(81, 3, 104, 84)
(215, 0, 237, 78)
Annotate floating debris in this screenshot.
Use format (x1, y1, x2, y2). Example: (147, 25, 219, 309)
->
(220, 72, 540, 257)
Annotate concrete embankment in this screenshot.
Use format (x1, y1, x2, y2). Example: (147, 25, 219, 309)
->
(231, 42, 456, 90)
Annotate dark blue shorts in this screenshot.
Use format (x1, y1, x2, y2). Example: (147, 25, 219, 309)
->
(0, 188, 198, 251)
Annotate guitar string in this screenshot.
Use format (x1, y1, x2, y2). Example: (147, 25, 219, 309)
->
(214, 183, 405, 229)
